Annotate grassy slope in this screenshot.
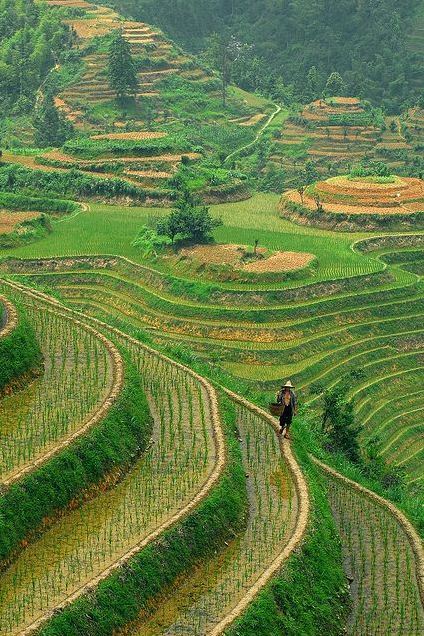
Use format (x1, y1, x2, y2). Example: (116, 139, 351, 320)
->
(0, 195, 382, 285)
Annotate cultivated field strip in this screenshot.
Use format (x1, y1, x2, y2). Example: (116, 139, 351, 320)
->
(312, 456, 424, 636)
(0, 295, 18, 339)
(208, 389, 309, 635)
(0, 279, 223, 636)
(0, 280, 310, 636)
(0, 292, 121, 486)
(36, 279, 422, 482)
(2, 238, 422, 491)
(128, 396, 306, 635)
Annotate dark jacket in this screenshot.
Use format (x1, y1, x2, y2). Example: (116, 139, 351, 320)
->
(276, 389, 297, 411)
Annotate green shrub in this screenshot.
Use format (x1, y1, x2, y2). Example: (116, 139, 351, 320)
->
(0, 191, 78, 214)
(62, 136, 187, 159)
(0, 303, 42, 391)
(0, 214, 52, 249)
(0, 164, 171, 202)
(349, 160, 391, 178)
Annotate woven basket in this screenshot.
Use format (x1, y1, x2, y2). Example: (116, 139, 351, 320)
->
(269, 402, 284, 416)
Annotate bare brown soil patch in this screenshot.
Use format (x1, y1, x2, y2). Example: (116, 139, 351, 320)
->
(238, 113, 266, 127)
(179, 244, 249, 266)
(90, 131, 167, 141)
(244, 251, 314, 272)
(0, 211, 39, 234)
(179, 244, 314, 273)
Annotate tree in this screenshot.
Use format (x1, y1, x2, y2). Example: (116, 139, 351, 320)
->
(33, 92, 73, 147)
(297, 185, 306, 204)
(107, 29, 138, 100)
(303, 160, 319, 185)
(323, 72, 347, 97)
(157, 186, 222, 244)
(205, 31, 250, 107)
(305, 65, 324, 101)
(322, 388, 361, 463)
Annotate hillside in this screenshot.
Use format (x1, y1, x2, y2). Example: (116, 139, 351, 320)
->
(0, 0, 278, 204)
(0, 2, 423, 635)
(106, 0, 424, 111)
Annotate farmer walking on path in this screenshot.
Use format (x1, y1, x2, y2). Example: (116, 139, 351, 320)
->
(276, 380, 298, 439)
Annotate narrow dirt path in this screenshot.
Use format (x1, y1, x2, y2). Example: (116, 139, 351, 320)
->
(224, 103, 282, 163)
(0, 295, 18, 337)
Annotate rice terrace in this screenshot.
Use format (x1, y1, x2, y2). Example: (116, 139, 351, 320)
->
(0, 0, 423, 634)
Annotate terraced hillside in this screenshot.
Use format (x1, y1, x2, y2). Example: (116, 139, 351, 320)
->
(314, 457, 424, 636)
(373, 108, 424, 175)
(43, 0, 217, 127)
(281, 174, 424, 230)
(0, 280, 310, 636)
(0, 2, 423, 631)
(273, 98, 384, 182)
(1, 196, 422, 504)
(0, 273, 422, 635)
(0, 0, 273, 206)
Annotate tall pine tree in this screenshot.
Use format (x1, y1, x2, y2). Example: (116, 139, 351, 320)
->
(33, 92, 73, 147)
(107, 29, 138, 100)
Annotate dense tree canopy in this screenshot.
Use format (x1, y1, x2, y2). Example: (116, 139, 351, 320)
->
(110, 0, 423, 111)
(0, 0, 72, 114)
(107, 29, 138, 99)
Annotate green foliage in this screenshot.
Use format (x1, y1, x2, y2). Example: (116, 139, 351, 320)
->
(0, 358, 152, 565)
(0, 191, 78, 214)
(33, 93, 74, 147)
(36, 396, 248, 636)
(0, 304, 42, 391)
(111, 0, 423, 111)
(349, 160, 392, 178)
(0, 164, 169, 202)
(107, 29, 138, 99)
(0, 0, 72, 114)
(324, 72, 347, 97)
(157, 187, 222, 243)
(322, 388, 361, 463)
(204, 32, 251, 106)
(62, 136, 180, 158)
(0, 214, 52, 249)
(131, 225, 171, 256)
(325, 111, 382, 128)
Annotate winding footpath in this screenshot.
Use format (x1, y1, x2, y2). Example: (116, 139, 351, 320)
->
(0, 295, 18, 339)
(224, 103, 282, 164)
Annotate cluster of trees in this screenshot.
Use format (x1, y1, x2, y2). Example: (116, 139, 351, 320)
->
(111, 0, 422, 112)
(0, 0, 72, 115)
(133, 184, 222, 256)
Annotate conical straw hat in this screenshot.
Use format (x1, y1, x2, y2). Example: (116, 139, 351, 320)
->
(282, 380, 295, 388)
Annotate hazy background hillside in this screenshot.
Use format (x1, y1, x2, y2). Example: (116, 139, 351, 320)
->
(104, 0, 424, 112)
